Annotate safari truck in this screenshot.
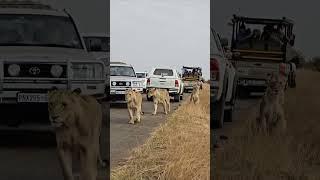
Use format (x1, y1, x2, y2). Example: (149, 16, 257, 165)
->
(229, 15, 297, 96)
(210, 27, 238, 129)
(181, 66, 202, 92)
(109, 61, 143, 103)
(0, 1, 106, 129)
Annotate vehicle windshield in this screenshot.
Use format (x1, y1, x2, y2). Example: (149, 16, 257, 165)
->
(153, 69, 173, 76)
(136, 73, 146, 78)
(0, 14, 83, 49)
(83, 36, 109, 52)
(110, 66, 136, 77)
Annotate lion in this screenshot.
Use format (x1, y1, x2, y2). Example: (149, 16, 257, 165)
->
(256, 73, 286, 136)
(197, 80, 203, 90)
(48, 88, 105, 180)
(190, 84, 200, 104)
(125, 89, 144, 124)
(147, 88, 170, 115)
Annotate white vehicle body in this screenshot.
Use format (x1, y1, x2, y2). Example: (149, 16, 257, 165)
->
(136, 72, 148, 92)
(211, 27, 237, 128)
(146, 67, 184, 102)
(0, 2, 106, 128)
(110, 62, 143, 103)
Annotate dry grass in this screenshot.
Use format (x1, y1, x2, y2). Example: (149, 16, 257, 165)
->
(213, 69, 320, 179)
(111, 84, 210, 180)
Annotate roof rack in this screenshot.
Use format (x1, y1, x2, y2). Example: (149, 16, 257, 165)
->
(232, 14, 294, 25)
(0, 0, 53, 9)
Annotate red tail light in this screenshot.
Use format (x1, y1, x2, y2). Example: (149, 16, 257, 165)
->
(279, 63, 286, 76)
(210, 58, 219, 81)
(175, 80, 179, 87)
(147, 78, 150, 85)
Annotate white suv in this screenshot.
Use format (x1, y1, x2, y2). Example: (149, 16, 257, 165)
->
(110, 62, 143, 103)
(136, 72, 148, 92)
(146, 67, 184, 102)
(0, 2, 106, 128)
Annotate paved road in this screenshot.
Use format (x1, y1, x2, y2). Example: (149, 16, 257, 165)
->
(0, 102, 109, 180)
(110, 93, 188, 168)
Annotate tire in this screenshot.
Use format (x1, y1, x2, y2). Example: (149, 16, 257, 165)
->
(224, 78, 237, 122)
(211, 90, 226, 129)
(174, 94, 180, 102)
(147, 94, 153, 101)
(180, 94, 183, 100)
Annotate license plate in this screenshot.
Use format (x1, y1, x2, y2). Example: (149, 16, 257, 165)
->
(248, 80, 265, 85)
(116, 91, 125, 94)
(110, 90, 116, 94)
(17, 93, 48, 103)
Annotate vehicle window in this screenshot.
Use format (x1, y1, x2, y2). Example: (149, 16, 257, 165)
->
(0, 14, 83, 49)
(83, 36, 109, 52)
(210, 28, 223, 54)
(136, 73, 145, 78)
(110, 66, 136, 77)
(153, 69, 174, 76)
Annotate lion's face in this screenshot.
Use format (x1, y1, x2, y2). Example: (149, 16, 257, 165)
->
(48, 90, 77, 128)
(125, 89, 136, 102)
(147, 88, 157, 97)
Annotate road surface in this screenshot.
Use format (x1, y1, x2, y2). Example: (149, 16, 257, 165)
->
(0, 102, 109, 180)
(110, 93, 187, 168)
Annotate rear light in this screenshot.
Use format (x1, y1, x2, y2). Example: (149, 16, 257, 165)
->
(175, 80, 179, 87)
(210, 58, 219, 81)
(147, 78, 150, 85)
(279, 63, 286, 76)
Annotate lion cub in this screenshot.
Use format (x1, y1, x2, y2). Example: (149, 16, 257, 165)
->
(125, 89, 143, 124)
(148, 88, 170, 115)
(256, 73, 286, 136)
(190, 84, 200, 104)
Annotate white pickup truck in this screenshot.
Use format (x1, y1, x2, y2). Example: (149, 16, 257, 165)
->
(136, 71, 148, 93)
(110, 62, 143, 103)
(0, 2, 106, 129)
(211, 27, 238, 128)
(146, 68, 184, 102)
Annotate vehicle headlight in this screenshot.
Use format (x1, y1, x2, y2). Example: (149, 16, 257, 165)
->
(8, 64, 20, 77)
(111, 81, 116, 86)
(72, 63, 103, 80)
(50, 65, 63, 78)
(132, 81, 141, 87)
(126, 82, 130, 86)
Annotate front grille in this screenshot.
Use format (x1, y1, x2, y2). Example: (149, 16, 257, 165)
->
(111, 81, 131, 87)
(110, 94, 126, 101)
(4, 63, 67, 78)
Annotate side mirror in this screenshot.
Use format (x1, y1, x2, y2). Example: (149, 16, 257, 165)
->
(220, 38, 229, 48)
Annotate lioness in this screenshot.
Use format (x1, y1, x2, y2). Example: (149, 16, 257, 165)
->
(125, 89, 144, 124)
(190, 84, 200, 104)
(256, 73, 286, 135)
(148, 88, 170, 115)
(48, 88, 105, 180)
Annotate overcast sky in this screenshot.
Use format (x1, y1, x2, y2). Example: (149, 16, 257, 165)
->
(111, 0, 210, 79)
(212, 0, 320, 60)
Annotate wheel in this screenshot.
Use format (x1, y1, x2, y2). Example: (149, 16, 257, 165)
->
(147, 94, 153, 101)
(174, 94, 180, 102)
(211, 90, 226, 129)
(180, 94, 183, 100)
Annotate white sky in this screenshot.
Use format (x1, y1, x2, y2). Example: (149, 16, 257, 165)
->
(111, 0, 210, 79)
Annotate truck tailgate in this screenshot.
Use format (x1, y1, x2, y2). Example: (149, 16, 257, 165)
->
(235, 61, 280, 79)
(149, 76, 176, 89)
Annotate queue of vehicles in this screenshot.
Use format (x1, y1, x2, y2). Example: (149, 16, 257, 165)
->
(211, 14, 299, 129)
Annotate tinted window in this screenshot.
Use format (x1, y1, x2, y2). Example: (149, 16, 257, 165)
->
(136, 73, 146, 78)
(153, 69, 173, 76)
(83, 36, 109, 52)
